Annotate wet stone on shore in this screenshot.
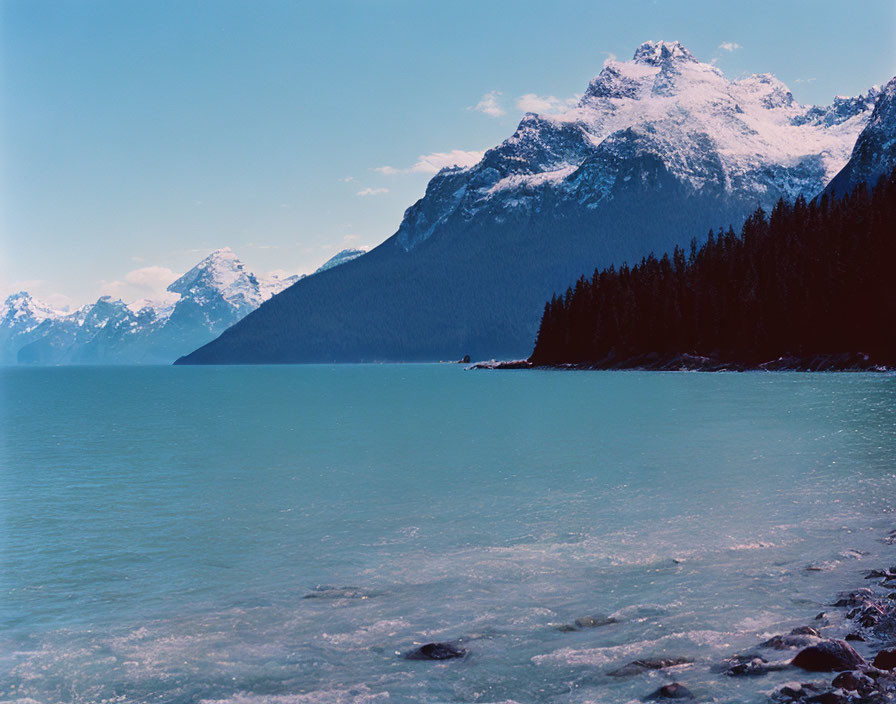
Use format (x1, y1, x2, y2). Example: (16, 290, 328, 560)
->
(405, 641, 467, 661)
(607, 657, 694, 677)
(645, 682, 695, 700)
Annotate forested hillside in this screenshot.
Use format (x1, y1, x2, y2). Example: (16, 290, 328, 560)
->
(529, 170, 896, 369)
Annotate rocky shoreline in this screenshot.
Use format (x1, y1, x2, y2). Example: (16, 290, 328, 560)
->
(469, 352, 892, 373)
(374, 527, 896, 702)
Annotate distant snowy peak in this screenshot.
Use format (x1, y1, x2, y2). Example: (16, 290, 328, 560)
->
(793, 88, 881, 128)
(2, 245, 368, 355)
(314, 248, 367, 274)
(631, 40, 697, 67)
(162, 246, 366, 310)
(167, 247, 265, 314)
(258, 271, 302, 300)
(0, 291, 63, 330)
(825, 75, 896, 197)
(395, 41, 879, 251)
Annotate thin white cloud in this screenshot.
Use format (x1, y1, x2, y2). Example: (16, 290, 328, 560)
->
(794, 77, 817, 84)
(42, 292, 75, 310)
(356, 187, 389, 196)
(100, 265, 180, 304)
(375, 149, 485, 176)
(1, 278, 44, 298)
(471, 90, 505, 117)
(341, 176, 356, 182)
(718, 42, 742, 52)
(124, 266, 178, 290)
(514, 93, 579, 114)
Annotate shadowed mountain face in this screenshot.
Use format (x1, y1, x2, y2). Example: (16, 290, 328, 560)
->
(177, 41, 880, 365)
(825, 76, 896, 198)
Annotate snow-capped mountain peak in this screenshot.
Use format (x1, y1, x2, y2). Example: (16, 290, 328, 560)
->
(631, 40, 697, 66)
(394, 41, 880, 252)
(167, 247, 265, 314)
(1, 291, 63, 329)
(824, 75, 896, 197)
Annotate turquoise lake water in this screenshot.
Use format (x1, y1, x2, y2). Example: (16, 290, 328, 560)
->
(1, 365, 895, 703)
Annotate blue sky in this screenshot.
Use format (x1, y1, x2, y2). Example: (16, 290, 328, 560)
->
(2, 0, 895, 308)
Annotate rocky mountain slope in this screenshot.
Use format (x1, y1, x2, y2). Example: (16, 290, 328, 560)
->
(824, 76, 896, 198)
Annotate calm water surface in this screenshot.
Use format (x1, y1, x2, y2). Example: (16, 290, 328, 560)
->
(1, 365, 895, 703)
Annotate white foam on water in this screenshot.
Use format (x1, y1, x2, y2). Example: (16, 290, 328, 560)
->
(321, 619, 410, 647)
(531, 629, 734, 667)
(199, 686, 390, 704)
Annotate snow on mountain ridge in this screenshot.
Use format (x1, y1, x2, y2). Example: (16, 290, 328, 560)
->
(0, 291, 64, 328)
(312, 248, 367, 274)
(631, 40, 698, 66)
(824, 76, 896, 198)
(167, 247, 267, 314)
(395, 41, 878, 251)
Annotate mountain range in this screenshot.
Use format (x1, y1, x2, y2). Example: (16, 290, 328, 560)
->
(1, 247, 365, 364)
(177, 41, 891, 365)
(824, 76, 896, 198)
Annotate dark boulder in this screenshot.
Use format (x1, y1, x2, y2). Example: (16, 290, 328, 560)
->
(848, 603, 886, 625)
(716, 652, 789, 677)
(608, 657, 693, 677)
(872, 648, 896, 670)
(791, 639, 866, 672)
(645, 682, 694, 700)
(405, 642, 466, 660)
(803, 692, 850, 704)
(302, 585, 375, 599)
(553, 623, 578, 632)
(554, 614, 618, 631)
(865, 569, 889, 579)
(831, 669, 875, 692)
(833, 588, 875, 608)
(772, 682, 823, 701)
(791, 626, 821, 637)
(844, 633, 865, 642)
(873, 612, 896, 638)
(762, 630, 822, 650)
(574, 614, 617, 628)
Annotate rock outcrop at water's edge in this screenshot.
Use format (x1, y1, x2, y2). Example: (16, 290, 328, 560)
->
(790, 639, 866, 672)
(718, 545, 896, 702)
(541, 529, 896, 701)
(470, 352, 893, 372)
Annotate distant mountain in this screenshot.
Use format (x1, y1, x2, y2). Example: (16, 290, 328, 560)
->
(0, 291, 76, 365)
(314, 248, 366, 273)
(824, 76, 896, 198)
(169, 41, 876, 363)
(3, 247, 363, 364)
